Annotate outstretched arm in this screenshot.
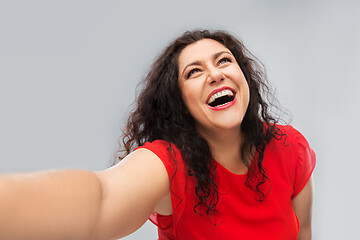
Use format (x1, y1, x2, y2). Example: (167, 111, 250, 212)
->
(0, 148, 169, 240)
(292, 176, 314, 240)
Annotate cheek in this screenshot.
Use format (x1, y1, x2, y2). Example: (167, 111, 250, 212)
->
(182, 91, 198, 114)
(179, 88, 193, 116)
(243, 79, 250, 95)
(181, 82, 200, 105)
(181, 87, 204, 121)
(236, 74, 250, 107)
(242, 82, 251, 109)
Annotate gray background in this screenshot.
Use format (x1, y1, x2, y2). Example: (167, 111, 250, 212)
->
(1, 0, 359, 239)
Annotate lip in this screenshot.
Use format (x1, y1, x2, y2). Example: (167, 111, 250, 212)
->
(206, 86, 237, 111)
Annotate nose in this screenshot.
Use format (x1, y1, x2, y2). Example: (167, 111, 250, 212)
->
(207, 68, 225, 85)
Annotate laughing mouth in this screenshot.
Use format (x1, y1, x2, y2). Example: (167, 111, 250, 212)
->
(207, 89, 235, 107)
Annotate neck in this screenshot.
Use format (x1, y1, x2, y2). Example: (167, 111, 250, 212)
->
(198, 126, 249, 174)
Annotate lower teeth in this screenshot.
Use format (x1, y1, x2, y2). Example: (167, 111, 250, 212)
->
(215, 102, 230, 107)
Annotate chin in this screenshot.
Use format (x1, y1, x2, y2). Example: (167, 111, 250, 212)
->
(210, 118, 244, 131)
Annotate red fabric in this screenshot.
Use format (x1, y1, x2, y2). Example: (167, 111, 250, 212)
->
(136, 125, 316, 240)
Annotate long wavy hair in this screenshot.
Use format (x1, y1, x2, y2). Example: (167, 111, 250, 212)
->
(115, 29, 284, 219)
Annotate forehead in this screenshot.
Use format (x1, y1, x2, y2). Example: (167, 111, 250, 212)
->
(178, 39, 230, 69)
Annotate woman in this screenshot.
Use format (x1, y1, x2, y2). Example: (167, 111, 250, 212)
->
(0, 30, 315, 240)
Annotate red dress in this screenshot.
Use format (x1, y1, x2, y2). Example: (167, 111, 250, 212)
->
(136, 125, 316, 240)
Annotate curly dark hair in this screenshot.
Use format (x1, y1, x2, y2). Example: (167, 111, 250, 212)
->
(115, 29, 284, 219)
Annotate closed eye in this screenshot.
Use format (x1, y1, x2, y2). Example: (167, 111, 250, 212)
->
(186, 68, 201, 79)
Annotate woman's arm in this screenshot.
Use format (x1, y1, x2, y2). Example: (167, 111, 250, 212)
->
(292, 176, 314, 240)
(0, 148, 169, 240)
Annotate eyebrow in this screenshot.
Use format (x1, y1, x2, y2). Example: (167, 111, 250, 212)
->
(181, 50, 232, 77)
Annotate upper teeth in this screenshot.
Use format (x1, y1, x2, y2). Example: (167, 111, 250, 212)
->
(207, 89, 234, 104)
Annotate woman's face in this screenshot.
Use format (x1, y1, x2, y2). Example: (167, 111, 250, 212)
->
(178, 38, 250, 134)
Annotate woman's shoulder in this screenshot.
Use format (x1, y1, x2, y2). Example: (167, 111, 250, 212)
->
(137, 140, 181, 156)
(266, 124, 315, 162)
(271, 124, 310, 146)
(135, 140, 184, 175)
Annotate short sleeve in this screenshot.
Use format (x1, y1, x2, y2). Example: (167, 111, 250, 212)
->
(135, 140, 187, 237)
(290, 127, 316, 198)
(136, 140, 177, 177)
